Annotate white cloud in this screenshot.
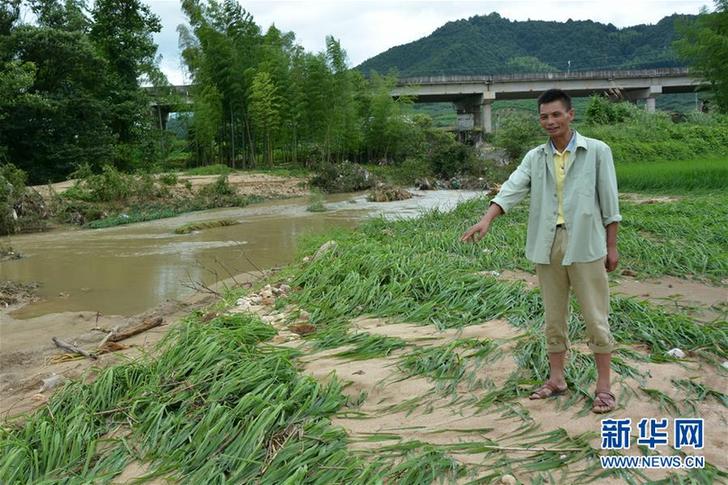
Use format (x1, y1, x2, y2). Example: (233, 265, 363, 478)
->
(149, 0, 707, 84)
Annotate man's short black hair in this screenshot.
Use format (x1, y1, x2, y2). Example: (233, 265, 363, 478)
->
(538, 89, 572, 111)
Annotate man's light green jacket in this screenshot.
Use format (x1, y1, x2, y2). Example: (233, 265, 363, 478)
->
(491, 131, 621, 265)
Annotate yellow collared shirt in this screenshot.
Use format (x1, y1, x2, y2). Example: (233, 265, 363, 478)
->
(553, 148, 569, 225)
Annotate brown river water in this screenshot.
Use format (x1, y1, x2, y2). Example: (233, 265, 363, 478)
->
(0, 190, 482, 321)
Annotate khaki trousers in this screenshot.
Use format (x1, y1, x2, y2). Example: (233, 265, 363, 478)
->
(535, 227, 615, 354)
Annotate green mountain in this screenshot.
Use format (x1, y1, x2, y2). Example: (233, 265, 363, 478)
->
(357, 13, 694, 77)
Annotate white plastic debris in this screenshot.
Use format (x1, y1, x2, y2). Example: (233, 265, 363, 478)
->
(666, 348, 686, 359)
(721, 361, 728, 371)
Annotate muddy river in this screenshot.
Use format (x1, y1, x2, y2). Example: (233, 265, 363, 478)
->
(0, 190, 482, 320)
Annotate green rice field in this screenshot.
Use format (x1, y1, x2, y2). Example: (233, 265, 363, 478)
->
(616, 157, 728, 192)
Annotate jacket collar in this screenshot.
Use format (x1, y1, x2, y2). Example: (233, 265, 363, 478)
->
(539, 130, 588, 180)
(540, 130, 588, 155)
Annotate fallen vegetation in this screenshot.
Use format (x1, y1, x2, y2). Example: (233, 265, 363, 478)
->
(174, 219, 239, 235)
(1, 186, 726, 482)
(366, 184, 413, 202)
(0, 280, 38, 307)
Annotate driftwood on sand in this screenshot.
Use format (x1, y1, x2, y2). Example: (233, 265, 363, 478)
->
(51, 316, 164, 359)
(107, 316, 163, 342)
(51, 337, 97, 360)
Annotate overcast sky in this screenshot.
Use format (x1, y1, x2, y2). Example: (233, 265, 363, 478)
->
(147, 0, 709, 85)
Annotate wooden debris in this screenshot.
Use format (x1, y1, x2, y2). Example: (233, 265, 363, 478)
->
(98, 342, 131, 354)
(107, 316, 163, 342)
(51, 337, 97, 360)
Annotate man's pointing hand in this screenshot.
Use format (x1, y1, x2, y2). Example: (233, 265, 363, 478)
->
(460, 219, 491, 243)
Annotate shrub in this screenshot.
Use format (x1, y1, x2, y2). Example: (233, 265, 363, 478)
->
(493, 110, 543, 161)
(0, 163, 29, 235)
(65, 165, 134, 202)
(310, 161, 376, 193)
(198, 175, 236, 198)
(64, 165, 169, 203)
(585, 96, 633, 125)
(579, 111, 728, 163)
(159, 173, 178, 186)
(425, 130, 480, 179)
(366, 184, 413, 202)
(185, 164, 232, 176)
(306, 190, 327, 212)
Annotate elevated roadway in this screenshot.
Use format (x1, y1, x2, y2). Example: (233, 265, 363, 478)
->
(392, 67, 703, 132)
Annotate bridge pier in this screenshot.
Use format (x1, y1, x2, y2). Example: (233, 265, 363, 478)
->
(645, 96, 656, 113)
(454, 92, 495, 138)
(152, 106, 170, 130)
(624, 85, 662, 113)
(480, 94, 494, 134)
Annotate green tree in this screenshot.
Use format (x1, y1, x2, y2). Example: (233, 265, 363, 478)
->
(29, 0, 89, 32)
(249, 71, 281, 165)
(180, 0, 262, 166)
(1, 25, 116, 182)
(90, 0, 162, 162)
(364, 73, 413, 161)
(675, 0, 728, 112)
(326, 36, 362, 161)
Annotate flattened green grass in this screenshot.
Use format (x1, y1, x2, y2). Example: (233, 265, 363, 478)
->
(289, 195, 727, 360)
(0, 313, 382, 483)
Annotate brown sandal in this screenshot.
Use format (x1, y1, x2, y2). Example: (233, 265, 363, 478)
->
(529, 381, 568, 400)
(592, 391, 617, 414)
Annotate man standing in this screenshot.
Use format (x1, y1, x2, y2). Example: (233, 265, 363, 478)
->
(460, 89, 621, 413)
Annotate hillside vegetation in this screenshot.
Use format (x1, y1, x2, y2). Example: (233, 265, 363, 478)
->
(358, 13, 692, 76)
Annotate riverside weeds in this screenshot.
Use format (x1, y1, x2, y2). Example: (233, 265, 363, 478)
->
(290, 197, 727, 361)
(399, 339, 499, 395)
(0, 313, 382, 483)
(3, 189, 726, 483)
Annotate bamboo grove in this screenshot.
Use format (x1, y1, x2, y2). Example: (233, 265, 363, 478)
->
(178, 0, 414, 168)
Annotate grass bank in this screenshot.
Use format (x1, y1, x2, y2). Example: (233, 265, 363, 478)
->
(1, 189, 726, 483)
(83, 195, 261, 230)
(285, 195, 727, 349)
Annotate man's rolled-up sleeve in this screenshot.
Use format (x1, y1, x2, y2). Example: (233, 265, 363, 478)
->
(597, 144, 622, 226)
(491, 152, 532, 212)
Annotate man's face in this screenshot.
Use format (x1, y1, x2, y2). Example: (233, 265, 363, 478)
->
(539, 100, 574, 139)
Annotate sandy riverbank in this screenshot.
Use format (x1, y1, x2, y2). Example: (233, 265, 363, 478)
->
(0, 272, 262, 419)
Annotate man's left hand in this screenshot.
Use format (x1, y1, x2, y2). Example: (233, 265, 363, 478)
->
(605, 247, 619, 272)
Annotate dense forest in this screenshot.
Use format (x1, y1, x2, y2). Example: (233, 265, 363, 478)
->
(357, 13, 694, 77)
(0, 0, 167, 184)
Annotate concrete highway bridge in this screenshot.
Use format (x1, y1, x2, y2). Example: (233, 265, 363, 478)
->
(392, 67, 703, 133)
(150, 67, 704, 133)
